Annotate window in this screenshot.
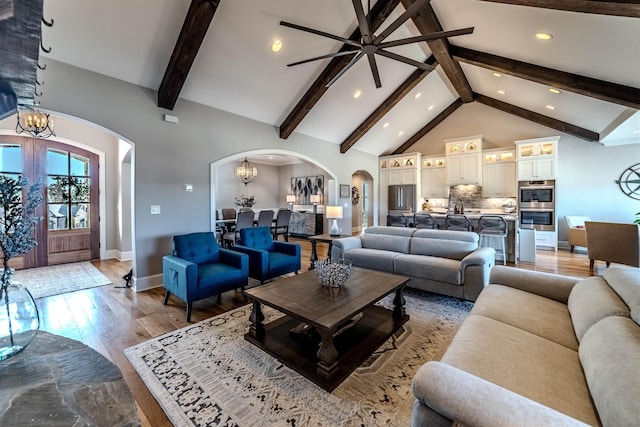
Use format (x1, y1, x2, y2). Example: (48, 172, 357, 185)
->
(47, 149, 91, 230)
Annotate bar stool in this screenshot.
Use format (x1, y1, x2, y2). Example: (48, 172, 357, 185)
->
(445, 214, 471, 231)
(413, 212, 435, 229)
(477, 215, 508, 265)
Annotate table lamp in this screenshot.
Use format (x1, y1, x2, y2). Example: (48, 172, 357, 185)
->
(286, 194, 296, 211)
(326, 206, 343, 236)
(310, 194, 321, 214)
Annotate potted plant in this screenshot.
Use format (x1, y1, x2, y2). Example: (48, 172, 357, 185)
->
(0, 175, 43, 361)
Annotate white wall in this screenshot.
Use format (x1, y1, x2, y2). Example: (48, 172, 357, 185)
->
(214, 161, 280, 210)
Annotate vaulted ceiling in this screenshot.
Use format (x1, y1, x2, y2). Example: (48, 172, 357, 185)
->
(6, 0, 640, 155)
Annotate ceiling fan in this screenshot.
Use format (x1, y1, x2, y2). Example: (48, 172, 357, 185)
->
(280, 0, 474, 88)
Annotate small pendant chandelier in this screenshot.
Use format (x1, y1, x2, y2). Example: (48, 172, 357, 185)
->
(15, 110, 55, 138)
(234, 157, 258, 185)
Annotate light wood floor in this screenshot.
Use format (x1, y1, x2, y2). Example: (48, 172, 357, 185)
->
(34, 238, 604, 426)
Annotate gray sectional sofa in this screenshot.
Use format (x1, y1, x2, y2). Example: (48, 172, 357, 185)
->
(331, 226, 495, 301)
(412, 265, 640, 426)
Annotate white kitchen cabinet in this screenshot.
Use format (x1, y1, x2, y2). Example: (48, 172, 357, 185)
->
(379, 153, 420, 224)
(516, 137, 559, 180)
(445, 136, 482, 185)
(482, 148, 516, 198)
(447, 153, 481, 184)
(421, 167, 447, 198)
(389, 169, 417, 185)
(535, 230, 558, 251)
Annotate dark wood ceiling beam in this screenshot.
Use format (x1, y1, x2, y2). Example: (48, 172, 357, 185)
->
(157, 0, 221, 110)
(401, 0, 474, 103)
(476, 0, 640, 18)
(279, 0, 400, 139)
(392, 98, 464, 154)
(451, 45, 640, 110)
(340, 55, 438, 153)
(475, 93, 600, 141)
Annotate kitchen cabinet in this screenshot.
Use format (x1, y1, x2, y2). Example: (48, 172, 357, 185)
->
(389, 169, 416, 185)
(445, 136, 482, 185)
(421, 156, 447, 199)
(482, 148, 516, 198)
(515, 136, 559, 181)
(535, 230, 558, 251)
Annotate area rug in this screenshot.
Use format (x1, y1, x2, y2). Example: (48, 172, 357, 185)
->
(12, 261, 112, 299)
(125, 289, 473, 426)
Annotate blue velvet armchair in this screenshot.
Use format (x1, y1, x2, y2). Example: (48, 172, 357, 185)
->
(233, 226, 301, 285)
(162, 232, 249, 321)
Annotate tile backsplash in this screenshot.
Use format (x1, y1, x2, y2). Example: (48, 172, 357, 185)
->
(448, 185, 516, 212)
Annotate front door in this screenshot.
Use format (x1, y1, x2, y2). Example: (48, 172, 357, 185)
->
(0, 136, 100, 268)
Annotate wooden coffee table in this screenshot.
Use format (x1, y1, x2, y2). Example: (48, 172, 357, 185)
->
(244, 267, 409, 391)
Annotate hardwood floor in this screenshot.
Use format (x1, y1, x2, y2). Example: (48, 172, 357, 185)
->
(34, 239, 604, 426)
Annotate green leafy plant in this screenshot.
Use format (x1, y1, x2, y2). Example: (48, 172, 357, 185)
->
(635, 212, 640, 225)
(0, 176, 44, 290)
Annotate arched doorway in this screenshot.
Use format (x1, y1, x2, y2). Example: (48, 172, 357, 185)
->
(351, 170, 374, 234)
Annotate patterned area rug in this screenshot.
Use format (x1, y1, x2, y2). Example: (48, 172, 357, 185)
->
(125, 289, 473, 426)
(12, 261, 112, 299)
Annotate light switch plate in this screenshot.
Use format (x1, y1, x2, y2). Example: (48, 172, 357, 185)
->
(150, 205, 161, 215)
(185, 184, 193, 192)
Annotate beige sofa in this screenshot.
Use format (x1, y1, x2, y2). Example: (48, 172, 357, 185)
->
(331, 226, 495, 301)
(411, 265, 640, 426)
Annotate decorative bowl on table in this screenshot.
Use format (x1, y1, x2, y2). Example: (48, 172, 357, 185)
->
(315, 259, 352, 288)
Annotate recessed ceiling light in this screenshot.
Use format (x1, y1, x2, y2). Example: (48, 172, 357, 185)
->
(428, 105, 434, 111)
(497, 90, 506, 95)
(271, 40, 282, 52)
(633, 130, 640, 134)
(545, 105, 556, 110)
(383, 122, 390, 128)
(536, 33, 553, 40)
(398, 131, 404, 137)
(353, 90, 362, 99)
(492, 72, 502, 78)
(414, 92, 422, 99)
(549, 88, 561, 94)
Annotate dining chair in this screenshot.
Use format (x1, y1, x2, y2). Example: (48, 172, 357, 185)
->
(271, 209, 292, 241)
(257, 210, 274, 227)
(221, 208, 237, 220)
(223, 210, 254, 248)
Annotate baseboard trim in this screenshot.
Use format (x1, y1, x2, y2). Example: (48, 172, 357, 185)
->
(104, 249, 133, 262)
(134, 273, 163, 292)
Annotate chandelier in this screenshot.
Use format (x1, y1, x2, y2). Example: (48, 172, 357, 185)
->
(234, 157, 257, 185)
(15, 110, 55, 138)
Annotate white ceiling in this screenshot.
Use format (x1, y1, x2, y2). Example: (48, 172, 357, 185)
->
(40, 0, 640, 157)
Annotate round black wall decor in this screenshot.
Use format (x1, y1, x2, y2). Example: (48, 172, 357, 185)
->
(615, 163, 640, 200)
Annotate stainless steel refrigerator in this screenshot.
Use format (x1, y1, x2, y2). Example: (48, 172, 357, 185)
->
(388, 184, 416, 211)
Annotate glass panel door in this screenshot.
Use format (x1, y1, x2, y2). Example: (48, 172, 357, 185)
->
(47, 149, 91, 231)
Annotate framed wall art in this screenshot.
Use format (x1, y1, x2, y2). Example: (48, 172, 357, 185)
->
(291, 175, 324, 205)
(339, 184, 350, 198)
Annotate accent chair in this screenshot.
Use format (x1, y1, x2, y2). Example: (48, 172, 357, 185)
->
(162, 231, 249, 321)
(564, 215, 590, 252)
(585, 221, 640, 270)
(233, 226, 301, 285)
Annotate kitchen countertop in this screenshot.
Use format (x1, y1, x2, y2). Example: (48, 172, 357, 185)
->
(427, 211, 518, 221)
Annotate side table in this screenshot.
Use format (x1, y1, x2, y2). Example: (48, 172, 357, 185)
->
(308, 233, 352, 269)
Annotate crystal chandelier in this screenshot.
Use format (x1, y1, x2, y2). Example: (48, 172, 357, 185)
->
(15, 110, 55, 138)
(234, 157, 257, 185)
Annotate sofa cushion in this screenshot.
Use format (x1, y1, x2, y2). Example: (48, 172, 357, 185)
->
(362, 233, 411, 254)
(394, 254, 462, 285)
(342, 248, 398, 272)
(472, 284, 579, 351)
(603, 266, 640, 324)
(411, 229, 478, 260)
(568, 276, 630, 342)
(441, 315, 600, 426)
(580, 316, 640, 427)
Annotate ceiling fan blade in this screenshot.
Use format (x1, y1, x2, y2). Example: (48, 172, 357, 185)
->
(286, 49, 360, 67)
(378, 27, 475, 49)
(326, 51, 365, 88)
(280, 21, 362, 49)
(375, 0, 430, 44)
(367, 54, 382, 88)
(352, 0, 372, 44)
(376, 49, 436, 71)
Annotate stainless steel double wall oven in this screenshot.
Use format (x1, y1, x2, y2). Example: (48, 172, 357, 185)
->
(518, 180, 556, 231)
